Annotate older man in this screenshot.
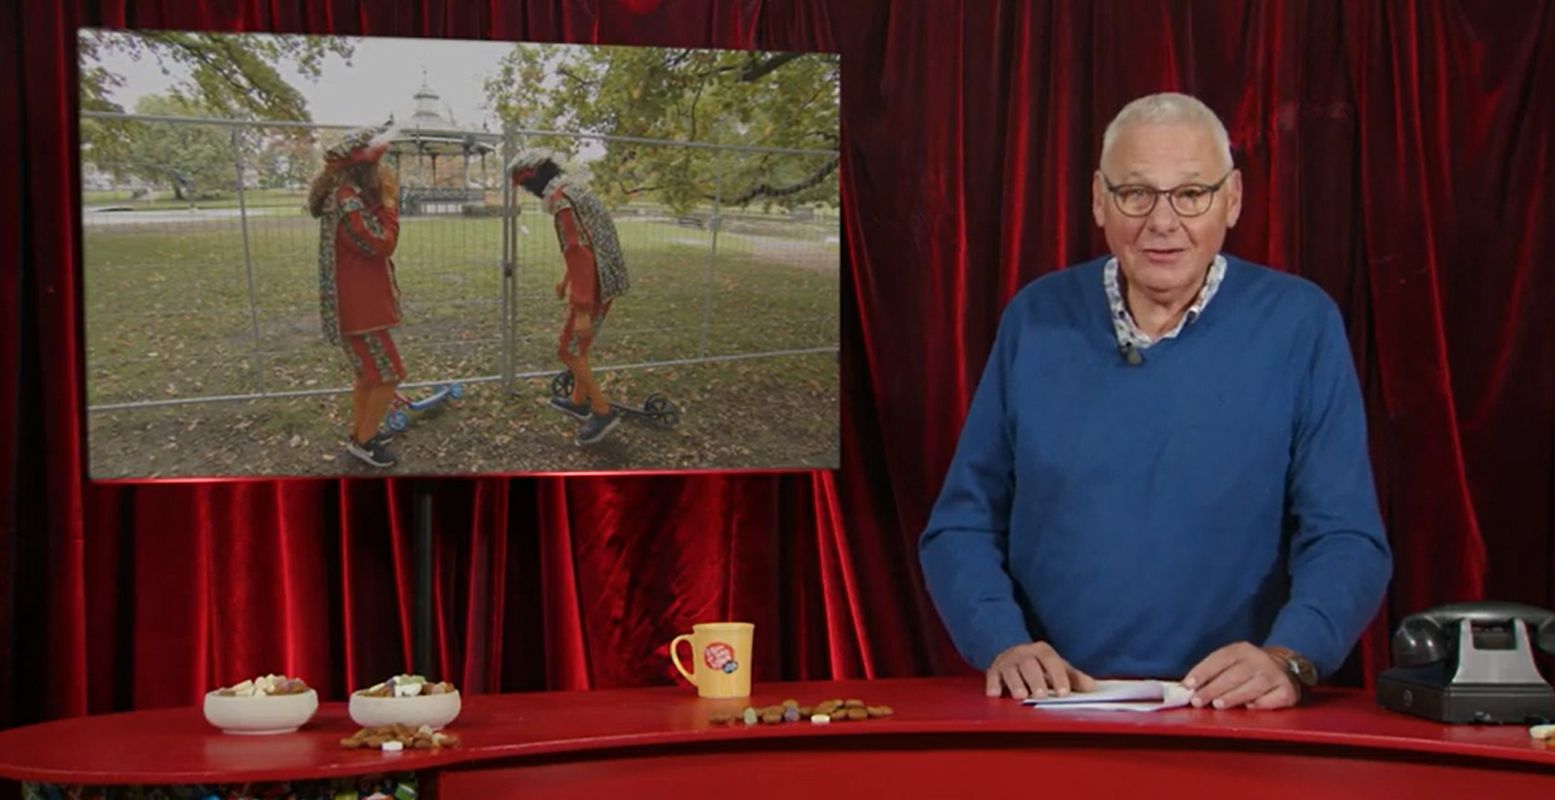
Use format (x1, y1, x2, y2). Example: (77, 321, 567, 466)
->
(919, 92, 1391, 711)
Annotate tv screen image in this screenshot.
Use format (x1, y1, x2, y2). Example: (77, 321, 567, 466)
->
(78, 29, 841, 479)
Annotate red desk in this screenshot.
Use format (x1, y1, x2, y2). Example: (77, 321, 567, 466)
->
(2, 677, 1553, 798)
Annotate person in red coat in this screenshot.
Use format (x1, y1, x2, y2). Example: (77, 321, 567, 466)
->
(509, 149, 630, 446)
(308, 125, 404, 467)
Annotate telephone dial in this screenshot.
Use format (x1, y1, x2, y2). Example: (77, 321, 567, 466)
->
(1377, 602, 1555, 723)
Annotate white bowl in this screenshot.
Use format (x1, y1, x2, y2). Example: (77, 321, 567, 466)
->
(348, 689, 461, 730)
(203, 689, 319, 735)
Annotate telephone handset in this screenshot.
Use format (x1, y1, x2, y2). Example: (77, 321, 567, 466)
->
(1378, 601, 1555, 723)
(1393, 601, 1555, 670)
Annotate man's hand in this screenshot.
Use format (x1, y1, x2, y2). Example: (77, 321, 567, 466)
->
(986, 641, 1097, 700)
(572, 309, 593, 338)
(554, 279, 567, 301)
(1183, 642, 1299, 710)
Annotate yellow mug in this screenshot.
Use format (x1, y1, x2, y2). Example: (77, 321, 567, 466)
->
(670, 622, 755, 699)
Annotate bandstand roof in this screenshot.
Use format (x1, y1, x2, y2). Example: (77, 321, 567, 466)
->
(383, 74, 499, 158)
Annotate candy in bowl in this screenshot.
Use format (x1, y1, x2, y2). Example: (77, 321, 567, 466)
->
(348, 674, 461, 730)
(203, 674, 318, 735)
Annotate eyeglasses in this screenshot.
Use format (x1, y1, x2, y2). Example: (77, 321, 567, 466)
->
(1102, 171, 1233, 218)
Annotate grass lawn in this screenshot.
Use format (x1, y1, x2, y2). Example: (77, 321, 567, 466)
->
(83, 188, 311, 211)
(83, 209, 840, 477)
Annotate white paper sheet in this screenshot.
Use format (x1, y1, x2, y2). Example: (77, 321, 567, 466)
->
(1022, 679, 1193, 712)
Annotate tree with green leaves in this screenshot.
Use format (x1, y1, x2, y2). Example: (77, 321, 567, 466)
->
(116, 94, 241, 201)
(79, 28, 353, 119)
(255, 134, 321, 189)
(485, 45, 839, 214)
(79, 29, 354, 178)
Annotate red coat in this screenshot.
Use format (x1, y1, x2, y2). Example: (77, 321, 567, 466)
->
(548, 189, 614, 322)
(320, 185, 400, 339)
(556, 206, 599, 312)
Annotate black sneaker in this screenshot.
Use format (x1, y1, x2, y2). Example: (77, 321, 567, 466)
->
(346, 437, 399, 467)
(548, 396, 591, 420)
(367, 429, 395, 446)
(575, 409, 621, 446)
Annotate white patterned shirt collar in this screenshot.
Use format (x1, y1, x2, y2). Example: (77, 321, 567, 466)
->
(1104, 254, 1227, 350)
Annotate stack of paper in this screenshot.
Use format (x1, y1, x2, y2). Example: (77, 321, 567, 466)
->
(1023, 679, 1192, 712)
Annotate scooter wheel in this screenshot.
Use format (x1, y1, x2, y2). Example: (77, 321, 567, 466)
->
(653, 409, 680, 430)
(387, 410, 410, 432)
(449, 383, 465, 400)
(550, 371, 574, 398)
(644, 393, 670, 414)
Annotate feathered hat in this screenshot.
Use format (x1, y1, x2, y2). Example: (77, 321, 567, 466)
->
(506, 148, 562, 183)
(324, 123, 393, 169)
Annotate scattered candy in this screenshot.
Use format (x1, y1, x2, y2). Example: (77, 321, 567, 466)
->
(710, 699, 895, 726)
(381, 740, 404, 752)
(341, 723, 459, 750)
(1531, 723, 1555, 740)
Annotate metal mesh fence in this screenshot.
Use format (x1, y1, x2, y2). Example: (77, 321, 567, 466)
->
(81, 112, 840, 414)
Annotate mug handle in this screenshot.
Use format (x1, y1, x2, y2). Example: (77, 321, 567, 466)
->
(670, 634, 698, 686)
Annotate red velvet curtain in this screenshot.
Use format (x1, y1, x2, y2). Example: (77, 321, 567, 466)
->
(4, 0, 1554, 728)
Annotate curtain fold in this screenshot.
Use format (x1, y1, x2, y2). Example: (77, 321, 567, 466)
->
(4, 0, 1552, 727)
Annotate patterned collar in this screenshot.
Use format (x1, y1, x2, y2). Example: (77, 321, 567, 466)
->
(540, 174, 586, 215)
(1104, 254, 1227, 350)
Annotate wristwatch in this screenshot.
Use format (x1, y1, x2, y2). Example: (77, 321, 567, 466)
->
(1264, 646, 1318, 698)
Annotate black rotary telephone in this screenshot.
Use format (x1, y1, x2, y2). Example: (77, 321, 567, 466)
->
(1377, 602, 1555, 723)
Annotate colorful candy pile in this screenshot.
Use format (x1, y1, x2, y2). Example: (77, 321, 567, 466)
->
(215, 674, 310, 697)
(31, 774, 419, 800)
(356, 674, 457, 698)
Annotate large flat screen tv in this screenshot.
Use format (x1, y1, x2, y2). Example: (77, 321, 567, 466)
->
(78, 29, 841, 479)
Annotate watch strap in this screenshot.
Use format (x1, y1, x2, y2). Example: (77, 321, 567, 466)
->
(1263, 646, 1317, 695)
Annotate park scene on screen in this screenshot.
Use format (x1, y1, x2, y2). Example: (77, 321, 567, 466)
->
(78, 29, 840, 478)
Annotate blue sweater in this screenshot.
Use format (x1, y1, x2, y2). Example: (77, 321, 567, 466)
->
(919, 255, 1391, 679)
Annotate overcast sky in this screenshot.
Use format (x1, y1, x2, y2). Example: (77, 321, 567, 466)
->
(88, 32, 524, 131)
